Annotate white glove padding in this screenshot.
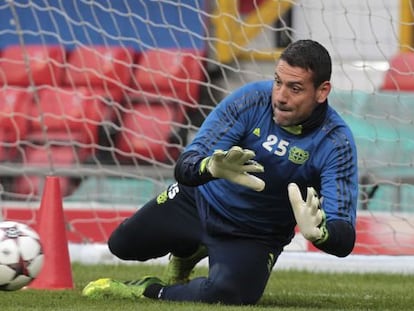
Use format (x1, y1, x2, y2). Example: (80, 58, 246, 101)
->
(288, 183, 328, 244)
(201, 146, 265, 191)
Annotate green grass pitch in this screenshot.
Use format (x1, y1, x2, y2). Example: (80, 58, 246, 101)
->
(1, 263, 413, 311)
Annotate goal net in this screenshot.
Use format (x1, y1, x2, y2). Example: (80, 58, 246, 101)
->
(0, 0, 414, 264)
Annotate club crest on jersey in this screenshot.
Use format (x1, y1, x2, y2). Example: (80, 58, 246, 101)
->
(288, 146, 309, 164)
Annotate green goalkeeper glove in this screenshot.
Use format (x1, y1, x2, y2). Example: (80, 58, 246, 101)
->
(200, 146, 265, 192)
(288, 183, 328, 244)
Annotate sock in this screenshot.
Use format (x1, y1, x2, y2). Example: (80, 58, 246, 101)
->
(143, 283, 164, 299)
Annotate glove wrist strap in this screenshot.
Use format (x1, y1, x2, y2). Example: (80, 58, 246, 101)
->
(199, 157, 214, 178)
(313, 225, 329, 245)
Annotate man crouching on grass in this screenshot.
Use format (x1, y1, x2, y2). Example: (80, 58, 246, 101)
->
(82, 39, 358, 305)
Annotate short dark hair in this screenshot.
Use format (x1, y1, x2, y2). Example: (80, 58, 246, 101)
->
(280, 40, 332, 88)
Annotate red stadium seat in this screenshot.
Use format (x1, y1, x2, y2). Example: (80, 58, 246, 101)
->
(381, 52, 414, 91)
(131, 48, 204, 108)
(64, 45, 135, 101)
(0, 88, 31, 142)
(12, 145, 81, 197)
(0, 45, 65, 86)
(0, 88, 32, 161)
(28, 87, 103, 147)
(116, 102, 185, 164)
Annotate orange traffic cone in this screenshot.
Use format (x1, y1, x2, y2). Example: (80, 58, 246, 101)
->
(29, 176, 74, 289)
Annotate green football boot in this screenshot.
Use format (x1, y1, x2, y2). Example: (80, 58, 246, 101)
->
(82, 276, 164, 299)
(164, 244, 208, 285)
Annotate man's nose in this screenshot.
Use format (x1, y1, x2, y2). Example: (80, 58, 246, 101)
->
(274, 85, 288, 103)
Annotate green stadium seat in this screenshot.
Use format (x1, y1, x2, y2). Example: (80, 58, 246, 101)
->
(329, 89, 414, 211)
(66, 176, 174, 205)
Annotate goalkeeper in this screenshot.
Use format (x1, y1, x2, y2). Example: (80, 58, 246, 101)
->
(83, 39, 358, 305)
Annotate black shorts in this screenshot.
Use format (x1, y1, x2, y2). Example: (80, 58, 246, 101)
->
(108, 182, 282, 305)
(108, 182, 203, 260)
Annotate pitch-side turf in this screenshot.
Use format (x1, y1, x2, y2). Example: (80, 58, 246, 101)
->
(1, 263, 413, 311)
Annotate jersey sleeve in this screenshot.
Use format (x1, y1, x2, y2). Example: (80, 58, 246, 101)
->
(174, 150, 216, 186)
(319, 128, 358, 226)
(315, 126, 359, 256)
(175, 81, 271, 187)
(314, 219, 356, 257)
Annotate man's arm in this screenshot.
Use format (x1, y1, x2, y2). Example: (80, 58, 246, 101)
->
(174, 150, 215, 187)
(174, 147, 265, 191)
(314, 220, 355, 257)
(288, 183, 355, 257)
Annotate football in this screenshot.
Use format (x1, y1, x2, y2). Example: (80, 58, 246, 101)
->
(0, 221, 44, 291)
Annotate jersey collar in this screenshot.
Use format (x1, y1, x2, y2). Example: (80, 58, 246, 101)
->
(281, 101, 328, 135)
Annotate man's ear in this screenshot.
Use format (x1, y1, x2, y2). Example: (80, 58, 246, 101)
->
(316, 81, 331, 103)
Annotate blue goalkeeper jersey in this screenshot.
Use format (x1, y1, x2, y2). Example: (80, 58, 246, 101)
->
(178, 80, 358, 243)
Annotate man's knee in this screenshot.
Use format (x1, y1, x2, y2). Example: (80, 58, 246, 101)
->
(107, 224, 149, 261)
(108, 226, 129, 260)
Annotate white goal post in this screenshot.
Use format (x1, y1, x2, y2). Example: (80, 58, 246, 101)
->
(0, 0, 414, 269)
